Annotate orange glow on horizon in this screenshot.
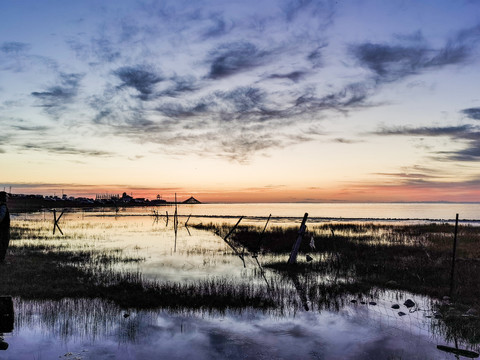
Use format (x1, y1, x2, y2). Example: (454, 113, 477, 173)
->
(9, 183, 480, 203)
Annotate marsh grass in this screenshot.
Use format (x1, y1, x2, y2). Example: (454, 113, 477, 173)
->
(6, 218, 480, 346)
(199, 222, 480, 310)
(194, 221, 480, 345)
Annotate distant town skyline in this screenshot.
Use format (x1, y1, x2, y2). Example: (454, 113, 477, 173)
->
(2, 0, 480, 203)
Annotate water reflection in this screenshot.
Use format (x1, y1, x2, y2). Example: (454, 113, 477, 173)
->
(6, 294, 475, 360)
(7, 210, 480, 359)
(0, 296, 13, 351)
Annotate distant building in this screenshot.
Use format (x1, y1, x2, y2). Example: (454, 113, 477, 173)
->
(96, 193, 120, 201)
(121, 192, 133, 203)
(182, 196, 201, 204)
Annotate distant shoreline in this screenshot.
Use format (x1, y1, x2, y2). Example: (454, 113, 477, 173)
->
(7, 195, 200, 213)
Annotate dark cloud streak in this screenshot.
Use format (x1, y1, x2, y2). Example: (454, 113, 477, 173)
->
(374, 124, 480, 162)
(114, 66, 163, 100)
(462, 107, 480, 120)
(207, 42, 268, 79)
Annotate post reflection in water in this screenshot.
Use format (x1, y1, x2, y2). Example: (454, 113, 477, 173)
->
(0, 295, 14, 351)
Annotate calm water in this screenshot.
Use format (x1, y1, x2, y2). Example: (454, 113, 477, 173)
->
(182, 202, 480, 221)
(80, 202, 480, 222)
(3, 206, 479, 359)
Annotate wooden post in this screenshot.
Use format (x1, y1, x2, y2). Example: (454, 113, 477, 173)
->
(174, 194, 178, 252)
(449, 213, 459, 297)
(52, 209, 65, 235)
(288, 213, 308, 265)
(185, 214, 191, 227)
(254, 214, 271, 254)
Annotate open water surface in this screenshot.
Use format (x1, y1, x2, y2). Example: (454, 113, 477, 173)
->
(3, 204, 480, 359)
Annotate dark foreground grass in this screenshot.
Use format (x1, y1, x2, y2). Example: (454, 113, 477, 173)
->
(0, 243, 275, 311)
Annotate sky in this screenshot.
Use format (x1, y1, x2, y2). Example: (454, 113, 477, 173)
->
(1, 0, 480, 203)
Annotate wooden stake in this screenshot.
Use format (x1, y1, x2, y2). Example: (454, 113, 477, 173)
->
(254, 214, 271, 254)
(449, 213, 459, 297)
(52, 209, 65, 235)
(287, 213, 308, 265)
(185, 214, 191, 227)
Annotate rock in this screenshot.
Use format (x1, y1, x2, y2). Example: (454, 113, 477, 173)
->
(369, 302, 377, 306)
(466, 308, 478, 316)
(391, 304, 400, 309)
(306, 254, 313, 262)
(123, 313, 130, 318)
(398, 312, 407, 316)
(351, 299, 357, 303)
(360, 301, 366, 305)
(434, 312, 443, 319)
(404, 299, 415, 308)
(385, 280, 398, 287)
(442, 296, 451, 301)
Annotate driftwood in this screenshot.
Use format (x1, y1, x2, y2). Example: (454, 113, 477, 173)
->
(437, 345, 479, 358)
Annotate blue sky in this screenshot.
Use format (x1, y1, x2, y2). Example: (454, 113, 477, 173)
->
(1, 0, 480, 202)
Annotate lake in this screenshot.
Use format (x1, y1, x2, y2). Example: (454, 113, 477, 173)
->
(78, 202, 480, 222)
(3, 204, 480, 359)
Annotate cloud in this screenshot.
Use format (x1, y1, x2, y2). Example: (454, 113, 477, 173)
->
(332, 138, 361, 144)
(21, 143, 115, 157)
(307, 45, 326, 68)
(91, 37, 121, 63)
(350, 25, 476, 83)
(157, 75, 200, 97)
(201, 13, 232, 39)
(31, 73, 84, 111)
(295, 82, 372, 112)
(374, 125, 473, 137)
(282, 0, 335, 28)
(461, 107, 480, 120)
(156, 86, 268, 120)
(207, 42, 269, 79)
(267, 70, 308, 82)
(0, 41, 31, 54)
(11, 125, 50, 132)
(374, 124, 480, 162)
(114, 65, 163, 100)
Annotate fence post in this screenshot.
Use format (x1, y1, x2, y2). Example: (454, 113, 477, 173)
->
(449, 213, 459, 297)
(288, 213, 308, 265)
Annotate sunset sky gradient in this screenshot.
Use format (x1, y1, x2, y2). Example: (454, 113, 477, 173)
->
(1, 0, 480, 202)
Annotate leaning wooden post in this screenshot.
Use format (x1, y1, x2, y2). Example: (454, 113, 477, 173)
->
(53, 209, 65, 235)
(223, 217, 246, 267)
(288, 213, 308, 265)
(449, 213, 459, 297)
(52, 209, 56, 234)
